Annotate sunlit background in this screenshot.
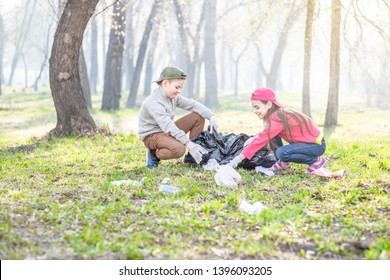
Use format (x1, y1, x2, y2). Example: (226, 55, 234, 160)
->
(0, 0, 389, 109)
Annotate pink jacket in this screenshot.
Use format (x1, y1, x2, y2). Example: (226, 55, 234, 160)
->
(242, 112, 323, 160)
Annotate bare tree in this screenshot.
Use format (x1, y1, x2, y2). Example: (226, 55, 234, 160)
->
(228, 42, 249, 96)
(263, 4, 302, 90)
(0, 14, 3, 96)
(33, 23, 52, 91)
(79, 50, 92, 108)
(7, 0, 37, 86)
(126, 0, 161, 108)
(144, 28, 159, 96)
(123, 1, 135, 90)
(173, 0, 206, 98)
(89, 16, 98, 96)
(204, 0, 218, 107)
(101, 0, 127, 111)
(49, 0, 98, 137)
(302, 0, 316, 117)
(325, 0, 341, 127)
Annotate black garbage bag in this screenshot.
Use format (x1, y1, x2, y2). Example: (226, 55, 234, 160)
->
(184, 128, 279, 169)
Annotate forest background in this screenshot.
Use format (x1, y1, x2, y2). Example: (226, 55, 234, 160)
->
(0, 0, 389, 260)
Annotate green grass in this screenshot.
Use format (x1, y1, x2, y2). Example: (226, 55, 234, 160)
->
(0, 89, 389, 259)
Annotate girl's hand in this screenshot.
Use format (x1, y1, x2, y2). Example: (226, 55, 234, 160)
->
(227, 156, 243, 169)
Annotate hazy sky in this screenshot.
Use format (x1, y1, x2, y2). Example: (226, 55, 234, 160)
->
(0, 0, 20, 12)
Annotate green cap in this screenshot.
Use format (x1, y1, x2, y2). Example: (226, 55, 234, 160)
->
(154, 66, 187, 83)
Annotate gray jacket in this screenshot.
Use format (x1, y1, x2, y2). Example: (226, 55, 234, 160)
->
(138, 87, 214, 144)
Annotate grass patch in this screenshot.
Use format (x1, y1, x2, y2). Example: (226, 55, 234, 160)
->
(0, 90, 389, 259)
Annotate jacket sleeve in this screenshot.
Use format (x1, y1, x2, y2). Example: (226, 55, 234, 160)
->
(147, 102, 190, 144)
(242, 119, 284, 160)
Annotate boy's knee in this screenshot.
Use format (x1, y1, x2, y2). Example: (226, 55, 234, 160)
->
(170, 145, 186, 159)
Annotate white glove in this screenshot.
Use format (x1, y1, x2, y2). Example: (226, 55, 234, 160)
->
(209, 116, 219, 132)
(187, 141, 208, 164)
(227, 156, 243, 169)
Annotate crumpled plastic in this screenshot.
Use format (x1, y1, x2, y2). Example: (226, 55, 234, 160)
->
(312, 167, 346, 179)
(111, 179, 143, 186)
(240, 200, 267, 214)
(202, 158, 220, 171)
(214, 165, 241, 187)
(255, 166, 275, 177)
(184, 128, 279, 169)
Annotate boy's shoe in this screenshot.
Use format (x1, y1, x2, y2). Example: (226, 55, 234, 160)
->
(146, 149, 160, 168)
(269, 160, 291, 171)
(305, 156, 328, 174)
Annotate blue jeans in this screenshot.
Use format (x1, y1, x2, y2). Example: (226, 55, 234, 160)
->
(275, 139, 326, 165)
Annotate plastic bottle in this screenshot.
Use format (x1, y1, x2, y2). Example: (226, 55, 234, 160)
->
(159, 184, 180, 194)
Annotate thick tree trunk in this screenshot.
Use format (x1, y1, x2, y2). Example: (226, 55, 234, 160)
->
(302, 0, 316, 117)
(101, 1, 127, 111)
(325, 0, 341, 127)
(126, 0, 160, 108)
(49, 0, 98, 137)
(204, 0, 218, 107)
(89, 17, 98, 96)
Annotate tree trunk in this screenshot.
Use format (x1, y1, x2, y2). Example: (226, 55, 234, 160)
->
(34, 24, 52, 91)
(302, 0, 316, 117)
(126, 0, 161, 108)
(101, 0, 107, 79)
(79, 49, 92, 108)
(324, 0, 341, 127)
(266, 5, 302, 90)
(49, 0, 98, 137)
(0, 14, 3, 96)
(124, 3, 134, 90)
(8, 0, 36, 86)
(89, 17, 98, 96)
(173, 0, 192, 96)
(254, 43, 265, 87)
(230, 42, 249, 96)
(220, 42, 226, 91)
(204, 0, 218, 107)
(101, 1, 127, 111)
(144, 29, 159, 96)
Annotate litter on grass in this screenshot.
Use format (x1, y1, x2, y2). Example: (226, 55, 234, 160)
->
(255, 166, 275, 177)
(312, 167, 346, 179)
(110, 179, 144, 186)
(162, 177, 170, 184)
(214, 165, 242, 187)
(240, 200, 267, 215)
(159, 184, 180, 194)
(203, 158, 220, 171)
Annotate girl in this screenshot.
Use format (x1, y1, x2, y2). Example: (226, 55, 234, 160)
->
(227, 88, 327, 174)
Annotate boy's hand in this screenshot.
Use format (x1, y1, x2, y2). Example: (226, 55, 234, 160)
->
(209, 116, 219, 131)
(187, 142, 208, 164)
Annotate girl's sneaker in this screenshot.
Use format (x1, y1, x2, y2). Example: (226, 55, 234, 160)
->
(270, 160, 291, 171)
(305, 156, 328, 174)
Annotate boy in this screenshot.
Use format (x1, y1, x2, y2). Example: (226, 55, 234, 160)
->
(138, 66, 219, 168)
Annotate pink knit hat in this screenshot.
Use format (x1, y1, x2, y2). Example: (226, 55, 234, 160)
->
(251, 88, 284, 108)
